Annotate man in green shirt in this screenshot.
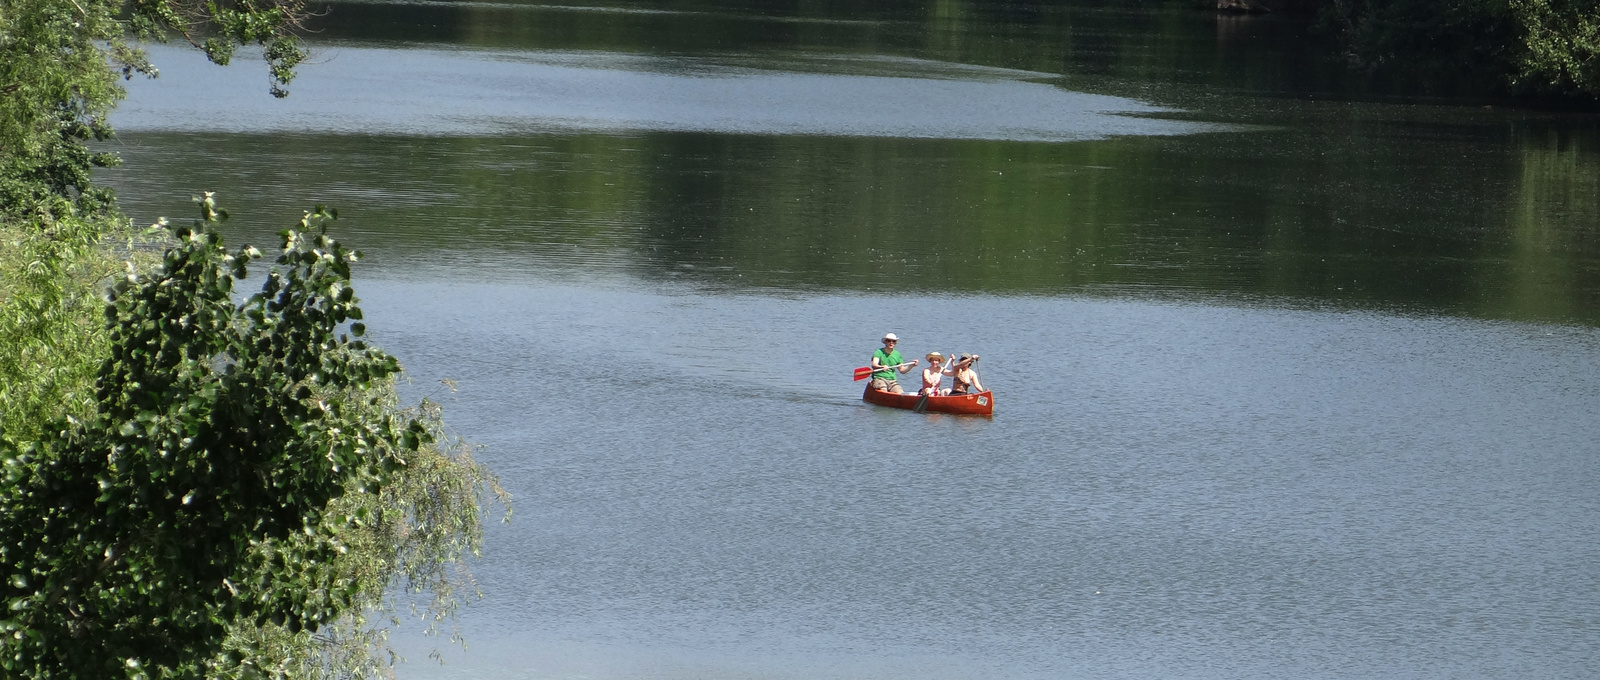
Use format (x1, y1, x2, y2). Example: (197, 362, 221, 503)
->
(869, 332, 918, 393)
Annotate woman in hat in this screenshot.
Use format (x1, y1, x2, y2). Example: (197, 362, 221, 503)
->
(920, 352, 958, 397)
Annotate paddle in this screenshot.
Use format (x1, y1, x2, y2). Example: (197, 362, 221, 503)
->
(853, 362, 913, 381)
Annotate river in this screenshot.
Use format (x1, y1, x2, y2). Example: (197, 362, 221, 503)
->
(99, 2, 1600, 678)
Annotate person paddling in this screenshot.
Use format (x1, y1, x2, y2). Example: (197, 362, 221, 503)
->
(869, 333, 918, 393)
(949, 354, 983, 395)
(920, 352, 958, 397)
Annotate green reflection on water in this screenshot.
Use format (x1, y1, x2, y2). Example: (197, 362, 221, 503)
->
(1487, 130, 1600, 321)
(104, 116, 1600, 324)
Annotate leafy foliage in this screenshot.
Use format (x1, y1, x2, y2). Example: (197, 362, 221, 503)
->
(2, 0, 504, 674)
(1510, 0, 1600, 96)
(215, 425, 504, 680)
(1, 0, 312, 223)
(1, 0, 505, 674)
(0, 196, 500, 679)
(1324, 0, 1600, 99)
(0, 0, 128, 220)
(0, 214, 123, 443)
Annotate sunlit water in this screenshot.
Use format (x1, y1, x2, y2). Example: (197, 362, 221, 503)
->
(361, 278, 1600, 679)
(96, 1, 1600, 677)
(119, 44, 1222, 140)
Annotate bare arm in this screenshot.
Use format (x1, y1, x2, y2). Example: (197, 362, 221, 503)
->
(872, 355, 917, 372)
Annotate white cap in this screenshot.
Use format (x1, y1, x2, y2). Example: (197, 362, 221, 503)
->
(882, 332, 899, 341)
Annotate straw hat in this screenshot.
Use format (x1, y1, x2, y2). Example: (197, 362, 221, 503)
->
(927, 352, 944, 362)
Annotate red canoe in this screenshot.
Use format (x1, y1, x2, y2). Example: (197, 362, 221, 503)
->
(862, 385, 994, 416)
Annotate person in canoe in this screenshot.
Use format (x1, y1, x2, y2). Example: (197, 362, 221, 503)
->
(949, 353, 983, 395)
(868, 333, 918, 393)
(920, 352, 961, 396)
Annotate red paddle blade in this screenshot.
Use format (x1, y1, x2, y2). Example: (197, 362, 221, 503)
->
(853, 366, 873, 381)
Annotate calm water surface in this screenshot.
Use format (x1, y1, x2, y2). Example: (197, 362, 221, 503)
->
(98, 2, 1600, 678)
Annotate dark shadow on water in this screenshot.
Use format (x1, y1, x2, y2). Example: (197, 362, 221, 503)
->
(101, 121, 1600, 326)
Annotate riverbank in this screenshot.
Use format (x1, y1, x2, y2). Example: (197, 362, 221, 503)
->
(1198, 0, 1600, 102)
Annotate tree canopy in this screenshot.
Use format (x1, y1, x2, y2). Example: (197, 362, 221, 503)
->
(1, 0, 503, 677)
(1324, 0, 1600, 99)
(5, 199, 418, 677)
(1, 0, 309, 222)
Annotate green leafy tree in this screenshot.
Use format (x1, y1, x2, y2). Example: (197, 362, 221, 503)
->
(1, 196, 498, 678)
(1324, 0, 1600, 99)
(1, 0, 506, 674)
(1510, 0, 1600, 96)
(1, 0, 310, 222)
(0, 213, 118, 443)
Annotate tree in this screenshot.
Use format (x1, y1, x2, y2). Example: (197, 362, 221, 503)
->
(1324, 0, 1600, 100)
(1, 0, 504, 674)
(1, 0, 310, 222)
(1510, 0, 1600, 96)
(2, 196, 499, 679)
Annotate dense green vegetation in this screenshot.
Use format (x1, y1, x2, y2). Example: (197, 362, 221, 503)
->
(0, 0, 502, 677)
(1324, 0, 1600, 99)
(1, 0, 309, 222)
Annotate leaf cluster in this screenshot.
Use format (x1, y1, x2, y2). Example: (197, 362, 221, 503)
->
(0, 213, 125, 444)
(0, 0, 130, 221)
(216, 425, 507, 680)
(0, 195, 458, 678)
(1510, 0, 1600, 96)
